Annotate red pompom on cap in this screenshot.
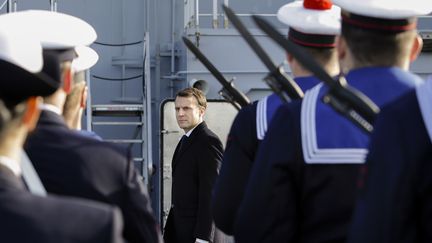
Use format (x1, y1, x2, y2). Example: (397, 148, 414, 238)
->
(303, 0, 332, 10)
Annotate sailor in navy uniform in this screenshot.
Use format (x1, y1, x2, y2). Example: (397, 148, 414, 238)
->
(0, 23, 125, 243)
(63, 46, 103, 140)
(11, 10, 161, 243)
(347, 73, 432, 241)
(234, 0, 430, 242)
(212, 0, 341, 235)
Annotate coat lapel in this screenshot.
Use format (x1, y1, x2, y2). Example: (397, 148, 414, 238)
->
(0, 167, 26, 192)
(172, 122, 207, 171)
(38, 110, 69, 129)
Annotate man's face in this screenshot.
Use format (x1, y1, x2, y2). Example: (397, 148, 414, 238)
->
(175, 96, 204, 133)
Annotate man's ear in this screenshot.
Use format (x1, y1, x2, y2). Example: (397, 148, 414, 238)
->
(286, 53, 294, 63)
(22, 96, 42, 132)
(409, 34, 423, 62)
(199, 106, 206, 118)
(80, 85, 88, 108)
(336, 36, 346, 60)
(62, 67, 73, 94)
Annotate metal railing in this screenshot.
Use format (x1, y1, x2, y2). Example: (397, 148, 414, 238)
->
(0, 0, 17, 13)
(192, 0, 276, 29)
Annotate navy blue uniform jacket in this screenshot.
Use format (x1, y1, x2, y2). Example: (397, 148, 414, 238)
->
(164, 121, 223, 243)
(348, 82, 432, 243)
(25, 110, 160, 243)
(0, 166, 124, 243)
(235, 67, 423, 243)
(212, 76, 320, 235)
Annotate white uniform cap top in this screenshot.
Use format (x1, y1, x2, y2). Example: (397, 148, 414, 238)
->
(72, 46, 99, 72)
(0, 25, 59, 105)
(332, 0, 432, 19)
(277, 0, 340, 35)
(0, 28, 42, 73)
(0, 10, 97, 49)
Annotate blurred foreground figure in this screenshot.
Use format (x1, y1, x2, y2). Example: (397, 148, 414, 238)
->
(10, 10, 162, 243)
(0, 22, 124, 243)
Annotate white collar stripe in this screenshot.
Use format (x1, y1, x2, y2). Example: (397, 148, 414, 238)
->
(301, 83, 367, 164)
(0, 156, 21, 176)
(416, 80, 432, 143)
(256, 96, 268, 140)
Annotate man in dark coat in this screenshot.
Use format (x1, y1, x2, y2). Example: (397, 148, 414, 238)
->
(234, 0, 428, 242)
(212, 0, 341, 235)
(18, 10, 161, 243)
(164, 88, 223, 243)
(0, 22, 124, 243)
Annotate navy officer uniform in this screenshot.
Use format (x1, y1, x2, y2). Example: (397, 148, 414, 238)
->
(212, 0, 340, 235)
(0, 24, 124, 243)
(348, 73, 432, 241)
(234, 0, 427, 242)
(11, 10, 161, 243)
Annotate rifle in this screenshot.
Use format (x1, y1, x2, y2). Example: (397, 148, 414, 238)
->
(182, 36, 250, 110)
(252, 15, 379, 133)
(223, 5, 304, 102)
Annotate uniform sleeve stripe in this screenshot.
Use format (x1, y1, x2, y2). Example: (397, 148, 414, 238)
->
(416, 80, 432, 143)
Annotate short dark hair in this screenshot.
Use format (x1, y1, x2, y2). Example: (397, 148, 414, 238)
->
(302, 46, 337, 66)
(0, 99, 27, 139)
(176, 87, 207, 109)
(342, 24, 417, 67)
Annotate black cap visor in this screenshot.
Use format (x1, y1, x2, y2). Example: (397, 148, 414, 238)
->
(0, 60, 60, 107)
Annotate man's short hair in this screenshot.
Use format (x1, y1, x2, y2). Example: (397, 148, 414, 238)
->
(342, 24, 417, 67)
(302, 45, 338, 66)
(176, 87, 207, 109)
(0, 99, 27, 139)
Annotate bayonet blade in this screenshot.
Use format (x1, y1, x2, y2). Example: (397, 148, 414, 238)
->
(223, 5, 303, 100)
(223, 5, 278, 72)
(182, 36, 250, 108)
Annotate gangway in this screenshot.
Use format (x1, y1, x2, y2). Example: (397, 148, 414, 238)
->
(86, 32, 153, 185)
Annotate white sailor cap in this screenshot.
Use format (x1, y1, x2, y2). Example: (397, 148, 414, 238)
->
(0, 10, 97, 84)
(0, 10, 96, 50)
(277, 0, 340, 48)
(0, 27, 58, 106)
(333, 0, 432, 33)
(73, 46, 99, 72)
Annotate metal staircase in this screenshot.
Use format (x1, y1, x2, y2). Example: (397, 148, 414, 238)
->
(86, 32, 153, 185)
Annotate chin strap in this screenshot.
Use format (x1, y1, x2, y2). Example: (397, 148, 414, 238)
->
(21, 150, 47, 196)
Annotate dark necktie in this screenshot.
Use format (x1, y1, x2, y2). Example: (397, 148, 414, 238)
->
(178, 135, 188, 153)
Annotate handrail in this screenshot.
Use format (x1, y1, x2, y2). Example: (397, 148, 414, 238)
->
(0, 0, 8, 11)
(143, 32, 153, 183)
(195, 0, 277, 29)
(49, 0, 57, 12)
(195, 0, 199, 28)
(212, 0, 218, 28)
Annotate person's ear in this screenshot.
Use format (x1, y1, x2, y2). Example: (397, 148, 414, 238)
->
(22, 96, 42, 132)
(286, 53, 294, 63)
(336, 36, 346, 60)
(409, 34, 423, 62)
(62, 67, 73, 94)
(80, 85, 88, 108)
(199, 106, 206, 117)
